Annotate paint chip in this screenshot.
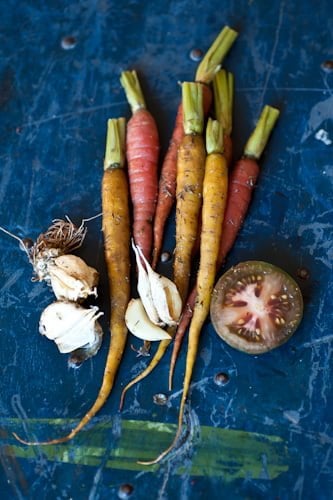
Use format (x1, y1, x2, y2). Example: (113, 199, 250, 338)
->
(315, 129, 332, 145)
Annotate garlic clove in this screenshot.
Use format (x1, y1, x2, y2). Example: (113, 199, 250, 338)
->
(135, 245, 182, 325)
(125, 298, 172, 341)
(131, 241, 163, 325)
(48, 254, 99, 301)
(39, 301, 103, 353)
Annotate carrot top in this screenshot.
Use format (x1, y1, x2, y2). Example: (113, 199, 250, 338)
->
(213, 69, 234, 136)
(182, 82, 204, 135)
(104, 118, 126, 170)
(195, 26, 238, 84)
(120, 70, 146, 113)
(206, 118, 224, 155)
(244, 105, 280, 160)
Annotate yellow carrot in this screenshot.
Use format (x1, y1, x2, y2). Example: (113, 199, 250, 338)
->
(173, 82, 206, 303)
(139, 118, 228, 464)
(13, 118, 131, 445)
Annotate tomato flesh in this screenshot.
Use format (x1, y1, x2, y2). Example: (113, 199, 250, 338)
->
(210, 261, 303, 354)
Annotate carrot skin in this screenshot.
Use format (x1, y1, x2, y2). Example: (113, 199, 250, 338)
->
(152, 104, 183, 268)
(173, 133, 206, 303)
(119, 338, 172, 410)
(217, 156, 259, 267)
(152, 84, 211, 269)
(127, 108, 159, 262)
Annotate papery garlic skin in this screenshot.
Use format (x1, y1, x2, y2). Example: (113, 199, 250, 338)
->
(125, 298, 172, 341)
(39, 301, 103, 354)
(48, 254, 99, 302)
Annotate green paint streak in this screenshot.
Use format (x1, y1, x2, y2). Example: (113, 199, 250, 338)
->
(1, 418, 288, 481)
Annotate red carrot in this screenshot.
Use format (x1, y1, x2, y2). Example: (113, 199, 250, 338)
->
(120, 70, 159, 262)
(151, 26, 238, 269)
(168, 105, 280, 390)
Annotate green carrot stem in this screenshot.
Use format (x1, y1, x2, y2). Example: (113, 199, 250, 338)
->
(195, 26, 238, 84)
(206, 118, 224, 155)
(104, 118, 126, 170)
(120, 70, 146, 114)
(213, 69, 234, 136)
(244, 105, 280, 160)
(182, 82, 204, 135)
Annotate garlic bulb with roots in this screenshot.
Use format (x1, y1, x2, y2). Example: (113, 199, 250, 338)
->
(39, 301, 103, 357)
(29, 218, 88, 282)
(48, 254, 99, 302)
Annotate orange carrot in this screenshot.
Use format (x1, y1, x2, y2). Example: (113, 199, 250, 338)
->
(152, 26, 238, 269)
(140, 118, 228, 465)
(13, 118, 131, 445)
(168, 105, 280, 390)
(121, 70, 159, 262)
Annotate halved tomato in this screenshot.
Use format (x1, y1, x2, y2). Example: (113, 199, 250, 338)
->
(210, 261, 303, 354)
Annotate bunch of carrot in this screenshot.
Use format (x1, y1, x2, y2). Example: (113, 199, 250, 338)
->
(13, 23, 281, 463)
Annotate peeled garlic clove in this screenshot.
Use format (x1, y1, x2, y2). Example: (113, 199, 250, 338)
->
(49, 254, 99, 301)
(136, 245, 182, 325)
(132, 241, 162, 326)
(125, 298, 171, 341)
(39, 301, 103, 354)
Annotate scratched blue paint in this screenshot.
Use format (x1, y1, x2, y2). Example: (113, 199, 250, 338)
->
(0, 0, 332, 498)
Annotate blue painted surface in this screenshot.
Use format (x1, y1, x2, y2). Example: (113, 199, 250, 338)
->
(0, 1, 332, 498)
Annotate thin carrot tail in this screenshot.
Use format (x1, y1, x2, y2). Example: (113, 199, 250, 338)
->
(168, 286, 197, 390)
(140, 316, 202, 465)
(119, 339, 171, 410)
(138, 393, 187, 466)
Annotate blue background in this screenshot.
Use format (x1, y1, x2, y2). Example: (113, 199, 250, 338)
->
(0, 0, 332, 498)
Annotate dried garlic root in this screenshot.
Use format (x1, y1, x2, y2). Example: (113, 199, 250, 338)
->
(0, 218, 104, 364)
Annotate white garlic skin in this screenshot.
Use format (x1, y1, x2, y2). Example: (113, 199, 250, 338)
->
(39, 301, 103, 354)
(48, 254, 99, 302)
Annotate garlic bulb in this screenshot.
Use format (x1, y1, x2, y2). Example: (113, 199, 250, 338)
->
(48, 254, 99, 302)
(132, 242, 182, 327)
(125, 299, 172, 341)
(39, 301, 103, 354)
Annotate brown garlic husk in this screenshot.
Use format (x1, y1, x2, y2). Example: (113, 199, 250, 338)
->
(48, 254, 99, 302)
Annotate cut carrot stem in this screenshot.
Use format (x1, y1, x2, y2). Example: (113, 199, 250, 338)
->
(195, 26, 238, 84)
(120, 70, 146, 112)
(13, 118, 131, 446)
(243, 105, 280, 160)
(140, 119, 228, 465)
(213, 69, 234, 136)
(213, 69, 234, 166)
